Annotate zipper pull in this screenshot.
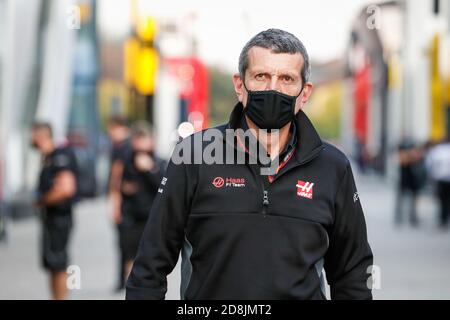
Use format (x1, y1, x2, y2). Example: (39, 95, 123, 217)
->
(263, 190, 269, 206)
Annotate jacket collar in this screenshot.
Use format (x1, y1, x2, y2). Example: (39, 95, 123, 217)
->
(225, 102, 324, 165)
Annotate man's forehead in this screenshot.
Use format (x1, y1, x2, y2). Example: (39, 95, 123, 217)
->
(247, 47, 303, 74)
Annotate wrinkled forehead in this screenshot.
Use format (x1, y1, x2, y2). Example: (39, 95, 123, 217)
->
(246, 47, 304, 76)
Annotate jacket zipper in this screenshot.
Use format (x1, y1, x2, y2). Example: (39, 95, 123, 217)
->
(245, 147, 324, 216)
(262, 190, 269, 215)
(247, 163, 270, 216)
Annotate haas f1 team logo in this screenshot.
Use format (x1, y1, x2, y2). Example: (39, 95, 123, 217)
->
(212, 177, 246, 188)
(212, 177, 225, 188)
(296, 180, 314, 199)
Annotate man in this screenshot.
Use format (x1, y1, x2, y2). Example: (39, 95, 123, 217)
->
(108, 116, 132, 225)
(119, 122, 166, 281)
(107, 116, 132, 291)
(31, 122, 78, 300)
(126, 29, 373, 300)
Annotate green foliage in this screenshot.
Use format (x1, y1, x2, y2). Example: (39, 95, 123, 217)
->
(304, 82, 343, 140)
(208, 67, 237, 126)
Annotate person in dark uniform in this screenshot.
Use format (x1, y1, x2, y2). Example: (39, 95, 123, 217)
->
(395, 138, 426, 227)
(107, 116, 131, 291)
(120, 122, 166, 281)
(31, 122, 78, 300)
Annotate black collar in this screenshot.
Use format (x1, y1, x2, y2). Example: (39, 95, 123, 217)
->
(226, 102, 324, 165)
(239, 111, 297, 159)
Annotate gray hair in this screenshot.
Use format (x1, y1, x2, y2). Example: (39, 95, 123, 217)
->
(238, 28, 311, 84)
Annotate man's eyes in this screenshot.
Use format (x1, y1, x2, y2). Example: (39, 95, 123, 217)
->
(254, 74, 295, 82)
(281, 75, 294, 82)
(255, 73, 267, 80)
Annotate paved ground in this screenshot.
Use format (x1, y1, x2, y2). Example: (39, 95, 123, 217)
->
(1, 172, 449, 300)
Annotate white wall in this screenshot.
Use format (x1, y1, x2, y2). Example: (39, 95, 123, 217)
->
(35, 0, 77, 142)
(0, 0, 42, 200)
(402, 0, 433, 143)
(154, 68, 181, 160)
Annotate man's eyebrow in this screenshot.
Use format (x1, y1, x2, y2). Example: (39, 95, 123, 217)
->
(248, 68, 300, 78)
(278, 70, 300, 78)
(249, 68, 270, 74)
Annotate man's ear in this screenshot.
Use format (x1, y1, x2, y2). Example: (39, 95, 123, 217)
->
(300, 82, 314, 104)
(295, 82, 314, 113)
(232, 74, 244, 103)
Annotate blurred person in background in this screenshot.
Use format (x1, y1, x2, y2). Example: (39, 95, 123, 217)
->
(395, 138, 426, 227)
(31, 122, 78, 300)
(119, 121, 166, 283)
(425, 135, 450, 230)
(0, 172, 7, 243)
(0, 205, 5, 243)
(107, 116, 131, 291)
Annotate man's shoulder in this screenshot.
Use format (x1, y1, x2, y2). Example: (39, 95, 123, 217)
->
(51, 146, 76, 169)
(153, 154, 168, 169)
(319, 141, 351, 170)
(52, 145, 71, 156)
(113, 138, 133, 161)
(175, 124, 228, 146)
(169, 124, 230, 166)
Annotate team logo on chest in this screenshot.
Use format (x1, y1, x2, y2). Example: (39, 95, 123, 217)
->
(296, 180, 314, 199)
(212, 177, 246, 188)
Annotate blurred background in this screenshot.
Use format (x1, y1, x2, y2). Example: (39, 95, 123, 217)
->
(0, 0, 450, 299)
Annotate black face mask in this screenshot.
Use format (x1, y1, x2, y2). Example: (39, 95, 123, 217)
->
(243, 82, 303, 130)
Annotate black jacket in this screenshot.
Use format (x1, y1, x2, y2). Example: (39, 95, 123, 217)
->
(126, 103, 373, 300)
(38, 146, 78, 215)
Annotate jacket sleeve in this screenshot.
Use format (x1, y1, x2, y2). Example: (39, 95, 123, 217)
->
(141, 159, 167, 190)
(324, 163, 374, 300)
(126, 150, 196, 300)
